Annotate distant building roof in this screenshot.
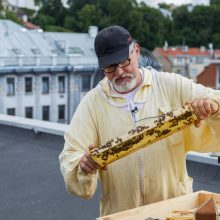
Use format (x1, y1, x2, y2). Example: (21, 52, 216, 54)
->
(5, 0, 39, 10)
(155, 47, 212, 57)
(0, 19, 98, 69)
(23, 21, 40, 30)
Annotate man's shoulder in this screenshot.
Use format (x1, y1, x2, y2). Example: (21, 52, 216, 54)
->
(83, 87, 100, 101)
(142, 67, 175, 81)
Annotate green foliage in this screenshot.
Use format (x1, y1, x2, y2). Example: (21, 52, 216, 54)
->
(20, 7, 35, 17)
(76, 4, 103, 32)
(0, 0, 3, 11)
(212, 33, 220, 48)
(158, 3, 173, 11)
(32, 0, 66, 26)
(45, 25, 71, 32)
(210, 0, 220, 5)
(17, 0, 220, 49)
(5, 11, 22, 24)
(32, 14, 56, 29)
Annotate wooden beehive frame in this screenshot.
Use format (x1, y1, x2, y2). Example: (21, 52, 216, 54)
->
(90, 103, 198, 167)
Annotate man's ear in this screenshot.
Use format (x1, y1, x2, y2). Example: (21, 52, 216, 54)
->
(135, 43, 140, 59)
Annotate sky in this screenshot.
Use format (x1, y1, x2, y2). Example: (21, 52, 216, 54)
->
(139, 0, 210, 7)
(7, 0, 210, 10)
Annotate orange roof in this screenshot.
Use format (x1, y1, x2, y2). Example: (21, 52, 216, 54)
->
(23, 21, 39, 30)
(214, 50, 220, 55)
(157, 47, 210, 56)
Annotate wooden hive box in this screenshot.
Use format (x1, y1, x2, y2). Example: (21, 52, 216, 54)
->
(97, 191, 220, 220)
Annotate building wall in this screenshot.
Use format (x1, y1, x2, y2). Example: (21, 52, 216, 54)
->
(152, 48, 172, 72)
(0, 70, 93, 123)
(0, 72, 68, 123)
(197, 64, 217, 88)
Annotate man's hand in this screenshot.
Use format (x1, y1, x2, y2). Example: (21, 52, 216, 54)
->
(192, 98, 219, 127)
(79, 144, 100, 174)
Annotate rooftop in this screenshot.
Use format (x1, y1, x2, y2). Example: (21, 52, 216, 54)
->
(0, 20, 98, 69)
(0, 115, 220, 220)
(157, 47, 210, 56)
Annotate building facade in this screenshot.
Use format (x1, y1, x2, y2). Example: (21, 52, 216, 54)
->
(0, 20, 98, 123)
(197, 61, 220, 89)
(153, 45, 220, 82)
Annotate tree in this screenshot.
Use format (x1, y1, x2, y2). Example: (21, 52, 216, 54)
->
(210, 0, 220, 5)
(0, 0, 3, 11)
(33, 0, 66, 27)
(158, 3, 174, 12)
(76, 4, 103, 32)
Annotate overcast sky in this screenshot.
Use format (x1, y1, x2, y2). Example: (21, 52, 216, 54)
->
(8, 0, 210, 9)
(139, 0, 210, 7)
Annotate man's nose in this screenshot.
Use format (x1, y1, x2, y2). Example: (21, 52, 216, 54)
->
(114, 66, 124, 76)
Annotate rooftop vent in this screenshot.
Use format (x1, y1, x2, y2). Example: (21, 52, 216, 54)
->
(200, 46, 206, 52)
(31, 48, 41, 55)
(68, 47, 84, 56)
(88, 26, 98, 37)
(12, 48, 23, 55)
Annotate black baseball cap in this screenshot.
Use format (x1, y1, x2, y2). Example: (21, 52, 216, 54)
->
(94, 25, 133, 69)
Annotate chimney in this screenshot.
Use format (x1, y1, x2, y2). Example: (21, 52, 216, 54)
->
(22, 14, 28, 23)
(88, 26, 98, 37)
(182, 45, 188, 52)
(163, 41, 168, 51)
(200, 46, 206, 52)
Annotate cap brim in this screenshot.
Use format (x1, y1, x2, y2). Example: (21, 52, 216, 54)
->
(98, 47, 129, 69)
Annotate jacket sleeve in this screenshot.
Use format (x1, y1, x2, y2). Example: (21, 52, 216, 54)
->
(169, 73, 220, 152)
(59, 94, 100, 199)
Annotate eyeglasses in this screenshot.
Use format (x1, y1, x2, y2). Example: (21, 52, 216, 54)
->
(101, 44, 135, 74)
(102, 59, 131, 74)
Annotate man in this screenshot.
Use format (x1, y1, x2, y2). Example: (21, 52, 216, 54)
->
(59, 25, 220, 217)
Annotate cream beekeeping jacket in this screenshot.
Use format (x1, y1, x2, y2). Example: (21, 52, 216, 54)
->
(59, 67, 220, 217)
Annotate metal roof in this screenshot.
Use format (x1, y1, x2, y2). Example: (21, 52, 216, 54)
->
(0, 20, 98, 69)
(0, 125, 219, 220)
(0, 115, 220, 220)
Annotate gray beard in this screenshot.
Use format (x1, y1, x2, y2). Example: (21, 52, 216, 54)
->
(112, 75, 137, 93)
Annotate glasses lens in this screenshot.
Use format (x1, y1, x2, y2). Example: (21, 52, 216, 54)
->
(118, 59, 130, 68)
(104, 65, 116, 73)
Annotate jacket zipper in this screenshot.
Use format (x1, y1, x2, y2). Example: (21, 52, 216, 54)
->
(128, 101, 145, 205)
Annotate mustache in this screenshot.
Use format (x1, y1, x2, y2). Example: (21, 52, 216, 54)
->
(113, 73, 135, 81)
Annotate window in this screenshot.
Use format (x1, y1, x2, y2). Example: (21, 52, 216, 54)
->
(6, 77, 15, 95)
(56, 40, 65, 53)
(42, 77, 49, 94)
(82, 75, 91, 91)
(12, 48, 22, 55)
(58, 105, 65, 120)
(190, 69, 197, 76)
(197, 57, 204, 64)
(31, 48, 41, 55)
(25, 77, 32, 93)
(176, 69, 182, 74)
(176, 57, 183, 64)
(42, 106, 50, 121)
(58, 76, 65, 93)
(7, 108, 15, 116)
(25, 107, 33, 118)
(68, 47, 84, 55)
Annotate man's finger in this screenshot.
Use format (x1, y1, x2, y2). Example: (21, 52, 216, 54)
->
(194, 120, 201, 128)
(89, 144, 96, 150)
(211, 102, 219, 114)
(80, 161, 96, 174)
